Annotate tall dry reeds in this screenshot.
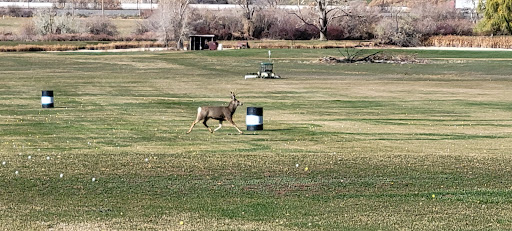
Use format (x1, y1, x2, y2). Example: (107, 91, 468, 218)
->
(0, 44, 79, 52)
(219, 40, 374, 49)
(425, 35, 512, 48)
(84, 41, 162, 50)
(0, 41, 163, 52)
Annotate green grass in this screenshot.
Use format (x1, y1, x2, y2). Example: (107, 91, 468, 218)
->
(1, 48, 512, 230)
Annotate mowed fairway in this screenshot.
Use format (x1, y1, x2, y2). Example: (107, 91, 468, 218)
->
(1, 48, 512, 230)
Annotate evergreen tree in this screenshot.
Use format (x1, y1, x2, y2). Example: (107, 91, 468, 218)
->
(476, 0, 512, 35)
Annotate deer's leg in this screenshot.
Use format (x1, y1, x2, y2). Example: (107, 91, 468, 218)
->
(187, 119, 200, 134)
(203, 118, 213, 133)
(214, 121, 223, 132)
(187, 107, 203, 134)
(227, 118, 243, 134)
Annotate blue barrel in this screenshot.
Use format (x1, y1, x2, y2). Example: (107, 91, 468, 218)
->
(246, 107, 263, 131)
(41, 90, 54, 108)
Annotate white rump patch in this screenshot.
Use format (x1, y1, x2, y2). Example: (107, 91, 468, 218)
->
(197, 107, 202, 114)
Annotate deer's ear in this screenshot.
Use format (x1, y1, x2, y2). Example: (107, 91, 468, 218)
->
(231, 92, 235, 99)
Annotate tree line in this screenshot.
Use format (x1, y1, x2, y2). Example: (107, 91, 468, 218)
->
(1, 0, 511, 49)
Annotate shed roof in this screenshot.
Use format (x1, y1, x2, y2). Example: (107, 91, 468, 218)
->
(189, 35, 215, 38)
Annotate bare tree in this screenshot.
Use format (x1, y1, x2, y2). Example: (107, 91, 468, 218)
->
(292, 0, 349, 40)
(231, 0, 260, 38)
(148, 0, 190, 49)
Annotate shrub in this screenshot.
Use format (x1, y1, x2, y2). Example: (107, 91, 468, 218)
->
(85, 16, 118, 36)
(7, 6, 33, 17)
(33, 9, 80, 36)
(329, 2, 381, 40)
(0, 30, 15, 41)
(54, 15, 80, 34)
(189, 8, 323, 40)
(33, 9, 57, 35)
(189, 9, 243, 40)
(252, 10, 276, 39)
(18, 21, 37, 41)
(374, 17, 420, 47)
(411, 2, 474, 36)
(255, 8, 317, 40)
(131, 20, 157, 41)
(133, 20, 151, 35)
(264, 10, 299, 39)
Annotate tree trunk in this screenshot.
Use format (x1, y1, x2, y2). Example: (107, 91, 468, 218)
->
(317, 0, 328, 40)
(243, 18, 255, 38)
(319, 31, 327, 40)
(318, 16, 328, 40)
(177, 37, 184, 50)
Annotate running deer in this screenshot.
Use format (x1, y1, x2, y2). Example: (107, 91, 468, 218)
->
(187, 92, 243, 134)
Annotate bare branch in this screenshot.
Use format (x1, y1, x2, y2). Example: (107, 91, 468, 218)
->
(290, 11, 318, 29)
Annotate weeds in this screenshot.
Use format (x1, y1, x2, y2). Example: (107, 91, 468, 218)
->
(0, 41, 162, 52)
(425, 35, 512, 48)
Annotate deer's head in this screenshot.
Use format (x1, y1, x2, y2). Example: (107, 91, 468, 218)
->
(230, 92, 243, 107)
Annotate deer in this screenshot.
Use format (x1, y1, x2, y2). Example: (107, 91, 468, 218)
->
(187, 92, 243, 134)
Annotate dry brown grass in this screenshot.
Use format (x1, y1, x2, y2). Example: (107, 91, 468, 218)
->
(369, 0, 452, 7)
(44, 213, 295, 231)
(219, 40, 375, 49)
(0, 40, 375, 52)
(0, 41, 163, 52)
(425, 35, 512, 48)
(84, 41, 162, 50)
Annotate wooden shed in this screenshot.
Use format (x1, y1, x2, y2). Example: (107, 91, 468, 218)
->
(189, 35, 216, 50)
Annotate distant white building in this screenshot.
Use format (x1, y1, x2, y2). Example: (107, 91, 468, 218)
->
(455, 0, 482, 9)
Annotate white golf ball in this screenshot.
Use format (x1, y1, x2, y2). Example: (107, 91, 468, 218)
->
(28, 156, 31, 160)
(59, 173, 64, 178)
(144, 158, 149, 162)
(92, 177, 96, 182)
(46, 156, 50, 160)
(2, 161, 5, 165)
(15, 171, 19, 175)
(295, 164, 299, 168)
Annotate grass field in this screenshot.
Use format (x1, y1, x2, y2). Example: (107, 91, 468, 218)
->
(1, 48, 512, 230)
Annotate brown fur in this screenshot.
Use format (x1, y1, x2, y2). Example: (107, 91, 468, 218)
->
(187, 92, 243, 134)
